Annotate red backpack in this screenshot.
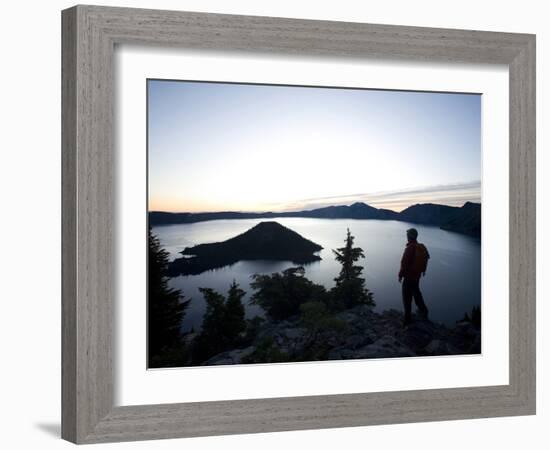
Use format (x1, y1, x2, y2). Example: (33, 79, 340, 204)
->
(412, 243, 430, 274)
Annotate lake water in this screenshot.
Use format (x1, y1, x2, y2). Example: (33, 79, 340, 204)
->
(153, 218, 481, 331)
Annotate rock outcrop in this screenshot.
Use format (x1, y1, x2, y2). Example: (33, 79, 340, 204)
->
(203, 305, 481, 365)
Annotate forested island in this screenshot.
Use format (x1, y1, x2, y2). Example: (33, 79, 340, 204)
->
(149, 225, 481, 368)
(167, 221, 323, 276)
(150, 201, 481, 238)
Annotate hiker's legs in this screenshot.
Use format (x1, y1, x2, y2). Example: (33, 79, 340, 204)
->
(402, 279, 413, 324)
(411, 279, 429, 317)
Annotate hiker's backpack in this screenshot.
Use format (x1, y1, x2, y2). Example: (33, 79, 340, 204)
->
(412, 243, 430, 274)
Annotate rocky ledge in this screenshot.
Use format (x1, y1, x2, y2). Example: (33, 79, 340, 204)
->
(203, 305, 481, 365)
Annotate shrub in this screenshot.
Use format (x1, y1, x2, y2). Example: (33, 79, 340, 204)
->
(250, 267, 327, 320)
(241, 337, 290, 364)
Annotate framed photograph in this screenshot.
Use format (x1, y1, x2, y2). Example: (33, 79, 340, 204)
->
(62, 5, 536, 444)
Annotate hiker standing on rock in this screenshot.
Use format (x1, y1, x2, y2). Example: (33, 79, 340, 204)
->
(398, 228, 430, 326)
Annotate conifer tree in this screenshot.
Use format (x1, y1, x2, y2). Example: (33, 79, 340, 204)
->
(148, 228, 190, 366)
(224, 281, 247, 340)
(192, 282, 247, 363)
(194, 287, 227, 358)
(330, 228, 374, 310)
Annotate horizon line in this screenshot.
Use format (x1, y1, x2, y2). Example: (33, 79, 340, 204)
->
(149, 199, 481, 215)
(148, 181, 481, 214)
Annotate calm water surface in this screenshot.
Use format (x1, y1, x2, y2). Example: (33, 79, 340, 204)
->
(153, 218, 481, 331)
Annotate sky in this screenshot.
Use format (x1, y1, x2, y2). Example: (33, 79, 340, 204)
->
(148, 80, 481, 213)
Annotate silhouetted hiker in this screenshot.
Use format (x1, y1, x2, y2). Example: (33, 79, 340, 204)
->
(398, 228, 430, 326)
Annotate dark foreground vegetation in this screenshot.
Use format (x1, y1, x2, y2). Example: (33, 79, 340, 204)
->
(148, 226, 480, 368)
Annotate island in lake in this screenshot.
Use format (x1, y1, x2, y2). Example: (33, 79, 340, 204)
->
(167, 221, 323, 276)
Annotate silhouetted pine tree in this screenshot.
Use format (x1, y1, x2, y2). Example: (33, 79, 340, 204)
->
(224, 281, 246, 340)
(192, 282, 247, 363)
(471, 305, 481, 329)
(148, 228, 190, 367)
(462, 305, 481, 329)
(330, 228, 374, 310)
(193, 288, 227, 362)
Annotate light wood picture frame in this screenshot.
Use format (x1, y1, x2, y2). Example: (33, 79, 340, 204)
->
(61, 5, 536, 444)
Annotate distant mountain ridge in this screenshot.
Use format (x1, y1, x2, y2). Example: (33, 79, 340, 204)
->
(398, 201, 481, 237)
(151, 201, 481, 238)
